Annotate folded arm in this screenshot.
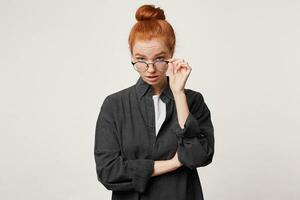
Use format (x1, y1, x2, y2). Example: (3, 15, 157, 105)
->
(173, 91, 215, 170)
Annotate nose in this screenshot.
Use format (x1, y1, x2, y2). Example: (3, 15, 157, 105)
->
(147, 63, 156, 72)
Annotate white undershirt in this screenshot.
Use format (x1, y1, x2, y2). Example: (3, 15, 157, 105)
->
(152, 95, 166, 136)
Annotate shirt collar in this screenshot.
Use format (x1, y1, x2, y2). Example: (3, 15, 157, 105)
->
(135, 75, 174, 100)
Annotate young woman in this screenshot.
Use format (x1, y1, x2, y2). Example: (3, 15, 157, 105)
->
(94, 4, 214, 200)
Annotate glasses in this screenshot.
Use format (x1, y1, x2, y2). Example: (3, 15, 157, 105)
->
(131, 59, 170, 72)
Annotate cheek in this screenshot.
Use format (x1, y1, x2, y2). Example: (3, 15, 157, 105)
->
(159, 71, 167, 76)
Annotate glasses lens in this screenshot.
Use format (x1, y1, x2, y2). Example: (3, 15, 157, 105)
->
(134, 62, 148, 72)
(154, 61, 168, 71)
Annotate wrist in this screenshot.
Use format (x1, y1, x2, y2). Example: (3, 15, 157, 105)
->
(172, 90, 185, 97)
(170, 158, 181, 168)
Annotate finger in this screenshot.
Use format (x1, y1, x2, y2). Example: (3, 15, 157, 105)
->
(172, 59, 185, 73)
(168, 58, 190, 74)
(174, 64, 182, 73)
(167, 59, 174, 71)
(185, 64, 192, 72)
(172, 58, 185, 66)
(175, 61, 189, 71)
(168, 62, 175, 75)
(185, 65, 192, 74)
(180, 61, 190, 68)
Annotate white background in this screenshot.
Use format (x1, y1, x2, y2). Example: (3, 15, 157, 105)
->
(1, 0, 299, 199)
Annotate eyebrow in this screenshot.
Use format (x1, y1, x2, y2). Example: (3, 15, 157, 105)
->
(134, 51, 167, 57)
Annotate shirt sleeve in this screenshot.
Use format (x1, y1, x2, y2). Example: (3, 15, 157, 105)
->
(173, 92, 215, 170)
(94, 96, 154, 193)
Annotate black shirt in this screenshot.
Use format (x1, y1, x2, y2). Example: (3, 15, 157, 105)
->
(94, 75, 215, 200)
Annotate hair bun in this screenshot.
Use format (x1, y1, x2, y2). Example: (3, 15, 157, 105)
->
(135, 4, 165, 21)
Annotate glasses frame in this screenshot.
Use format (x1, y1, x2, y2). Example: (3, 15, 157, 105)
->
(131, 59, 170, 72)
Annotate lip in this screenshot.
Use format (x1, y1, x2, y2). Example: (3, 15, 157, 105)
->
(146, 75, 159, 81)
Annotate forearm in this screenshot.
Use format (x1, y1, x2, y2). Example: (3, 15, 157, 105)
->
(173, 91, 189, 129)
(151, 159, 180, 177)
(172, 92, 215, 170)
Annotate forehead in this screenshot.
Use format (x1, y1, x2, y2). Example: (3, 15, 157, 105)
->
(132, 39, 168, 58)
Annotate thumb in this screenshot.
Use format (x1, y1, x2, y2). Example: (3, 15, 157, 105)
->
(168, 62, 174, 76)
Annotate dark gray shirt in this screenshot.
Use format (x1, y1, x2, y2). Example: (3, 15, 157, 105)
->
(94, 75, 215, 200)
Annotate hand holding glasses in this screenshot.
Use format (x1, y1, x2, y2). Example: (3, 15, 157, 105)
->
(131, 57, 192, 93)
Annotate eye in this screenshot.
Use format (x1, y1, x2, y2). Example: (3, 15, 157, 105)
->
(136, 57, 145, 61)
(155, 56, 165, 61)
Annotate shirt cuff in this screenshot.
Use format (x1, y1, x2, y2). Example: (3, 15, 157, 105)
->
(127, 159, 154, 193)
(173, 112, 205, 144)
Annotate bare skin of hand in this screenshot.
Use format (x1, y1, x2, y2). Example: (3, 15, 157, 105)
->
(151, 151, 183, 177)
(166, 57, 192, 94)
(171, 151, 183, 168)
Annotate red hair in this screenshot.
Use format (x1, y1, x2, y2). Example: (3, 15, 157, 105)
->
(128, 4, 176, 56)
